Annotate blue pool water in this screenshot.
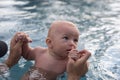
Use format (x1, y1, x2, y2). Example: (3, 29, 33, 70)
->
(0, 0, 120, 80)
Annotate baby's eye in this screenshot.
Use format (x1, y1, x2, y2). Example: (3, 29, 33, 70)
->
(74, 39, 78, 42)
(63, 36, 69, 40)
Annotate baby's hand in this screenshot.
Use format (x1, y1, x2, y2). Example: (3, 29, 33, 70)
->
(10, 32, 32, 50)
(68, 49, 80, 61)
(15, 32, 32, 43)
(69, 49, 90, 61)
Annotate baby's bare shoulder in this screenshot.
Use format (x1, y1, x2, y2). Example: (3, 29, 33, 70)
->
(33, 46, 47, 55)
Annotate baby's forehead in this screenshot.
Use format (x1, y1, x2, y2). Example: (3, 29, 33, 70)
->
(53, 21, 77, 29)
(48, 21, 79, 37)
(51, 21, 76, 27)
(55, 26, 79, 36)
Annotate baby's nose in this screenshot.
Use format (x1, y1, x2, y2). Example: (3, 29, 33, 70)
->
(69, 41, 76, 49)
(71, 46, 76, 50)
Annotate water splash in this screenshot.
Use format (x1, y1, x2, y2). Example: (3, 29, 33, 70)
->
(29, 70, 46, 80)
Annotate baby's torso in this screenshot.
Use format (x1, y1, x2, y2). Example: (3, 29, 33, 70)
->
(33, 48, 68, 76)
(21, 66, 59, 80)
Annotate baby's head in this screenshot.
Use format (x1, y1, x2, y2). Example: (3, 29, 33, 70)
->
(46, 21, 80, 58)
(47, 21, 79, 38)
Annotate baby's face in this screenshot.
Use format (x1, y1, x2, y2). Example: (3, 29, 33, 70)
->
(50, 24, 80, 58)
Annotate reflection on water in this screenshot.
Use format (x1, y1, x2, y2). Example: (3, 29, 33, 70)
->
(0, 0, 120, 80)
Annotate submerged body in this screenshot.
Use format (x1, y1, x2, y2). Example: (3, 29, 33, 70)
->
(22, 47, 67, 80)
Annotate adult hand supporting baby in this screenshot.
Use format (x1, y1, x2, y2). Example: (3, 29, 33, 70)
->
(5, 40, 23, 68)
(0, 32, 32, 74)
(5, 32, 32, 68)
(67, 49, 91, 80)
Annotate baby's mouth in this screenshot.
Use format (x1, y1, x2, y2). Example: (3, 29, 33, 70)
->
(67, 48, 72, 51)
(65, 51, 70, 55)
(66, 49, 72, 53)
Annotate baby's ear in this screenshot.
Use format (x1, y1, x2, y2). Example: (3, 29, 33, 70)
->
(46, 37, 53, 48)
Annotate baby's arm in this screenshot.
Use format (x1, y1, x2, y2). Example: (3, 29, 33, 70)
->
(22, 42, 35, 60)
(15, 32, 35, 60)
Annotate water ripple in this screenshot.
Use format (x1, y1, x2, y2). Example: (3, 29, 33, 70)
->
(0, 0, 120, 80)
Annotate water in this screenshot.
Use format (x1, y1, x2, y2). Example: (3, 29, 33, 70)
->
(0, 0, 120, 80)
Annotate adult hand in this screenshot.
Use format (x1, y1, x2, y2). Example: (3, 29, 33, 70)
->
(5, 40, 23, 68)
(5, 32, 30, 68)
(1, 32, 32, 69)
(67, 49, 91, 80)
(10, 32, 32, 49)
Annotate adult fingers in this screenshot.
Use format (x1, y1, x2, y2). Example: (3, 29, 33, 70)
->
(76, 50, 91, 65)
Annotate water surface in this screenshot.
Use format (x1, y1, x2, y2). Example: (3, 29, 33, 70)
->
(0, 0, 120, 80)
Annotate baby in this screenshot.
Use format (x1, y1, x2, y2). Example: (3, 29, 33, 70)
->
(13, 21, 91, 80)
